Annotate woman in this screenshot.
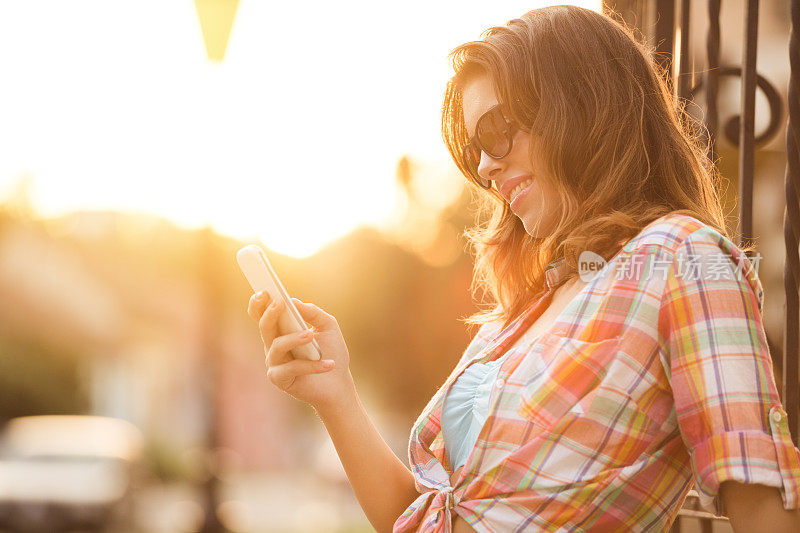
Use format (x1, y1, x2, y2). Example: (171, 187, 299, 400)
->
(247, 6, 800, 532)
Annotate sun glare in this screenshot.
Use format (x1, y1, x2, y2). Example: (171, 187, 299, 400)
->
(0, 0, 601, 258)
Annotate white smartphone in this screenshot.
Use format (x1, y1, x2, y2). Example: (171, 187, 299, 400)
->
(236, 244, 322, 361)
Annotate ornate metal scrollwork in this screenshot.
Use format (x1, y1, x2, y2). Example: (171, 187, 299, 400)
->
(689, 66, 784, 147)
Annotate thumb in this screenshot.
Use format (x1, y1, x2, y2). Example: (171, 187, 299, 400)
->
(291, 298, 337, 330)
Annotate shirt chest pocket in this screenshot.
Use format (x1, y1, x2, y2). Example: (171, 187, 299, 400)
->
(516, 334, 622, 430)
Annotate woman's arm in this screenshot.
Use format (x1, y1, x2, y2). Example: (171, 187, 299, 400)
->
(720, 481, 800, 532)
(316, 381, 420, 533)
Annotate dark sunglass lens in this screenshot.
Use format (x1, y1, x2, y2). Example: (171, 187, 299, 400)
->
(477, 111, 510, 157)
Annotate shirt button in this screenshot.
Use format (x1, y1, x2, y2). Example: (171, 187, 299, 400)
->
(496, 378, 505, 388)
(771, 409, 783, 423)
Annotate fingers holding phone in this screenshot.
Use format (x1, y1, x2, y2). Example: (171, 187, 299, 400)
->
(257, 296, 292, 364)
(290, 297, 352, 365)
(247, 288, 271, 322)
(248, 290, 287, 362)
(261, 298, 317, 367)
(247, 293, 355, 410)
(265, 316, 335, 390)
(289, 297, 337, 330)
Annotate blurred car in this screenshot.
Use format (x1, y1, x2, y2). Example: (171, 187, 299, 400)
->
(0, 415, 143, 532)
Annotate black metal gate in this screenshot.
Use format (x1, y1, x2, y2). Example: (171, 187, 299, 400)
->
(603, 1, 799, 530)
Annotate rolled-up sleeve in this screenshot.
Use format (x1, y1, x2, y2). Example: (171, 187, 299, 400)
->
(657, 226, 800, 516)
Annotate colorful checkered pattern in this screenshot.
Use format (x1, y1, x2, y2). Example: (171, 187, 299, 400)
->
(392, 212, 800, 532)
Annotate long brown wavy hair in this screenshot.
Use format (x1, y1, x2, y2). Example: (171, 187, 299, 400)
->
(442, 5, 747, 332)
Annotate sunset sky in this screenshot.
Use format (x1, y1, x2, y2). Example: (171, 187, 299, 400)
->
(0, 0, 601, 257)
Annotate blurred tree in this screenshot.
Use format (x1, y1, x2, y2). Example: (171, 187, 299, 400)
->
(0, 337, 89, 425)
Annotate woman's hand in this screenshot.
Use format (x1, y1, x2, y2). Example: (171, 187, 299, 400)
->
(247, 291, 355, 412)
(249, 291, 419, 533)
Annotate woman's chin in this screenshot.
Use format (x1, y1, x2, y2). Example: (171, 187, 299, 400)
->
(520, 212, 553, 239)
(520, 216, 542, 238)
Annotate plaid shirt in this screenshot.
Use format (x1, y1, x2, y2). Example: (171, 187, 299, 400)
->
(393, 213, 800, 532)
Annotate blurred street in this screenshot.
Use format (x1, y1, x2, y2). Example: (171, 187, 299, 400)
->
(133, 473, 372, 533)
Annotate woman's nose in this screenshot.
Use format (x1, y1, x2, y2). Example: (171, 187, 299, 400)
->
(477, 151, 504, 185)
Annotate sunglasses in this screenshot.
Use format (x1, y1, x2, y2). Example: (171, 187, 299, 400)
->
(462, 104, 520, 190)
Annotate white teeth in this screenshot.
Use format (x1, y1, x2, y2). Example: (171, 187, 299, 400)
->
(510, 179, 533, 202)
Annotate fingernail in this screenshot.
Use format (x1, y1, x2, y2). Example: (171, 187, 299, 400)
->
(321, 360, 334, 368)
(300, 329, 312, 338)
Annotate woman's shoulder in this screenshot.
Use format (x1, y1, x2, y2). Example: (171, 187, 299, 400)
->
(623, 212, 735, 257)
(622, 211, 764, 310)
(625, 212, 704, 252)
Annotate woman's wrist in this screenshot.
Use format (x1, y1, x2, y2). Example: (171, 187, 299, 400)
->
(313, 370, 359, 421)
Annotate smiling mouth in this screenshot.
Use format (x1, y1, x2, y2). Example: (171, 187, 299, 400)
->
(509, 178, 534, 203)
